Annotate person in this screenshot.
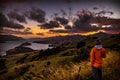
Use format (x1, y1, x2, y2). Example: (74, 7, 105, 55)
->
(90, 39, 106, 80)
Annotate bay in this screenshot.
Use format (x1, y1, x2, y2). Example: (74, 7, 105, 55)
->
(0, 40, 50, 56)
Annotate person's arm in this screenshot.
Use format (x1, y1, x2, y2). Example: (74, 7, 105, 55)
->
(90, 48, 95, 66)
(102, 48, 106, 58)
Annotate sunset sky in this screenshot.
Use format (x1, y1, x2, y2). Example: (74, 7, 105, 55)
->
(0, 0, 120, 38)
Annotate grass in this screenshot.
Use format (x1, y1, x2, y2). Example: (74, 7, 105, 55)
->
(0, 49, 119, 80)
(103, 51, 120, 80)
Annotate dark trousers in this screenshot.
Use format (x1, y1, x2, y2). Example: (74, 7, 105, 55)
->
(92, 66, 102, 80)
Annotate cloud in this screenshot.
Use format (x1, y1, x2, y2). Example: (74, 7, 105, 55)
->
(91, 16, 120, 25)
(0, 12, 25, 29)
(39, 21, 60, 29)
(72, 11, 100, 32)
(50, 29, 69, 33)
(64, 25, 72, 29)
(36, 33, 44, 35)
(40, 16, 69, 29)
(25, 8, 46, 23)
(1, 28, 33, 35)
(23, 27, 31, 32)
(7, 21, 25, 29)
(0, 12, 8, 28)
(49, 29, 90, 33)
(96, 10, 114, 16)
(50, 9, 119, 34)
(50, 26, 100, 33)
(104, 26, 120, 32)
(73, 23, 100, 32)
(50, 10, 99, 33)
(92, 7, 99, 10)
(103, 20, 120, 32)
(7, 11, 26, 23)
(55, 17, 68, 25)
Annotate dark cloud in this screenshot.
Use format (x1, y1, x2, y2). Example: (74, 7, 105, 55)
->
(102, 18, 120, 32)
(49, 10, 101, 33)
(25, 8, 46, 23)
(0, 12, 25, 29)
(0, 12, 8, 28)
(72, 10, 118, 33)
(104, 26, 120, 32)
(50, 9, 119, 34)
(91, 17, 120, 26)
(36, 33, 44, 35)
(92, 7, 99, 10)
(55, 17, 68, 25)
(22, 31, 32, 35)
(50, 29, 70, 33)
(73, 23, 100, 32)
(23, 27, 31, 32)
(7, 21, 25, 29)
(76, 10, 93, 18)
(39, 21, 60, 29)
(96, 10, 114, 16)
(7, 11, 26, 23)
(65, 25, 72, 29)
(72, 10, 100, 32)
(49, 28, 98, 33)
(50, 25, 100, 33)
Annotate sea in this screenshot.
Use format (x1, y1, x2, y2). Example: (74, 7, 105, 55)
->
(0, 39, 50, 56)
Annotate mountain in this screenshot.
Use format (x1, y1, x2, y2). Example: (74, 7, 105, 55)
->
(88, 32, 113, 39)
(34, 35, 85, 42)
(0, 35, 25, 42)
(33, 35, 86, 47)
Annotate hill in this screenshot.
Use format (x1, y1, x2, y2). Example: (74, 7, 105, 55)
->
(33, 35, 85, 47)
(88, 32, 113, 39)
(34, 35, 85, 43)
(0, 33, 119, 80)
(0, 35, 25, 42)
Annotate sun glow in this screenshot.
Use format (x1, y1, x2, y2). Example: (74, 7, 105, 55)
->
(81, 30, 105, 36)
(67, 21, 73, 27)
(102, 25, 111, 28)
(90, 23, 99, 27)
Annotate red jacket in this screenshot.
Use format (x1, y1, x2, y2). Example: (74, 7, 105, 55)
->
(90, 47, 106, 68)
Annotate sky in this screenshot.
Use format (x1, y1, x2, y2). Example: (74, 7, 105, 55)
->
(0, 0, 120, 38)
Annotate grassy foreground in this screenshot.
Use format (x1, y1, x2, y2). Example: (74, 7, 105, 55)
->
(0, 50, 120, 80)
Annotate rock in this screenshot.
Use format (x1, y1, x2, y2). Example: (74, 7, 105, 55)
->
(20, 42, 31, 47)
(6, 46, 34, 55)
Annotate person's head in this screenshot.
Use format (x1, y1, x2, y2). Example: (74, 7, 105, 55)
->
(95, 39, 101, 45)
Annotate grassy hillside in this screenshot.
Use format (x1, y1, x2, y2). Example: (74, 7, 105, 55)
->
(0, 34, 120, 80)
(0, 50, 119, 80)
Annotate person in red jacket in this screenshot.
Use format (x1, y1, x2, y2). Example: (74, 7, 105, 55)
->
(90, 39, 106, 80)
